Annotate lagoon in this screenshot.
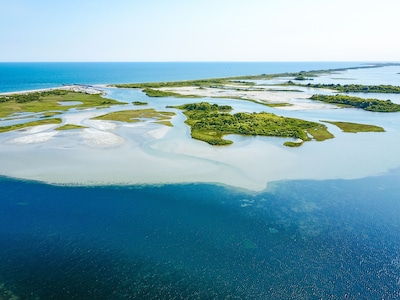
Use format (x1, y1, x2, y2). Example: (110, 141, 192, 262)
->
(1, 65, 400, 190)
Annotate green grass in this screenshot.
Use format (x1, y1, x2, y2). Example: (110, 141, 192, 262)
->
(284, 140, 304, 147)
(133, 101, 148, 105)
(55, 124, 88, 131)
(114, 78, 232, 89)
(289, 83, 400, 94)
(0, 90, 122, 118)
(92, 109, 175, 125)
(322, 121, 385, 133)
(142, 88, 201, 98)
(175, 102, 334, 147)
(0, 118, 62, 133)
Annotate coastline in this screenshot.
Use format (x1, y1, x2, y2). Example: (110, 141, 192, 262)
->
(0, 84, 105, 96)
(1, 63, 400, 191)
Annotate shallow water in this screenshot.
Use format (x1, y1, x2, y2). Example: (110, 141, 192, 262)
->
(1, 63, 400, 298)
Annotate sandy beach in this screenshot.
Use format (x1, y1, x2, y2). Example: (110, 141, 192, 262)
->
(0, 84, 105, 96)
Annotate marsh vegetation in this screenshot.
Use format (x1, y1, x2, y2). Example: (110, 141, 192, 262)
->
(322, 121, 385, 133)
(92, 109, 175, 126)
(290, 83, 400, 94)
(0, 90, 121, 118)
(0, 118, 62, 133)
(310, 94, 400, 112)
(175, 102, 333, 146)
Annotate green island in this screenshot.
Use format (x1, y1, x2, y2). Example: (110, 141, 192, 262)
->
(310, 94, 400, 112)
(0, 118, 62, 133)
(288, 83, 400, 94)
(322, 121, 385, 133)
(55, 124, 88, 131)
(142, 88, 201, 98)
(133, 101, 148, 105)
(0, 90, 121, 118)
(92, 109, 176, 127)
(174, 102, 334, 146)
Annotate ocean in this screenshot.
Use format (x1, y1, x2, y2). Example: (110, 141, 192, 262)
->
(0, 62, 361, 93)
(1, 62, 400, 299)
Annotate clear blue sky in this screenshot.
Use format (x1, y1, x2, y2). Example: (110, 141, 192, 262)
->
(1, 0, 399, 62)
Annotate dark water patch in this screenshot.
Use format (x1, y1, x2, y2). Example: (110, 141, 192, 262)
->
(1, 173, 400, 299)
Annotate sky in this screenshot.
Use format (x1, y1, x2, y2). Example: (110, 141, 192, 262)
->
(1, 0, 399, 62)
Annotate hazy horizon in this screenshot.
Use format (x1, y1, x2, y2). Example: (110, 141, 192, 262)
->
(1, 0, 399, 62)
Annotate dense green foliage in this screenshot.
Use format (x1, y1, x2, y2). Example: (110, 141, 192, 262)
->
(322, 121, 385, 133)
(175, 102, 333, 146)
(295, 83, 400, 93)
(142, 88, 200, 98)
(310, 94, 400, 112)
(133, 101, 148, 105)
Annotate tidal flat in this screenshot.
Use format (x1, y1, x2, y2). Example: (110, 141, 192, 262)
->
(1, 65, 400, 190)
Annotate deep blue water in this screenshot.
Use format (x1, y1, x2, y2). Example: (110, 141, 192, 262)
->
(1, 171, 400, 299)
(0, 62, 362, 93)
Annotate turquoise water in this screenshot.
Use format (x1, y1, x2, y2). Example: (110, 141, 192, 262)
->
(1, 62, 400, 299)
(0, 62, 362, 93)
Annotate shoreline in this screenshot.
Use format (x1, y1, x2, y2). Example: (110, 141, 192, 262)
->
(1, 63, 400, 191)
(0, 84, 105, 96)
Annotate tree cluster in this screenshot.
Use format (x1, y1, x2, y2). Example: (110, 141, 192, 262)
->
(176, 102, 331, 146)
(310, 94, 400, 112)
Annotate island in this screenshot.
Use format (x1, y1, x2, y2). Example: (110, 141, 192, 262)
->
(0, 66, 393, 146)
(174, 102, 334, 147)
(0, 88, 121, 119)
(288, 83, 400, 94)
(92, 109, 175, 127)
(310, 94, 400, 112)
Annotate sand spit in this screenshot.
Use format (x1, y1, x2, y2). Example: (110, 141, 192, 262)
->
(0, 84, 104, 96)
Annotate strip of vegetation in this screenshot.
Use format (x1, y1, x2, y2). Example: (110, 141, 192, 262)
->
(322, 121, 385, 133)
(133, 101, 148, 105)
(0, 90, 122, 118)
(55, 124, 88, 131)
(115, 79, 231, 89)
(40, 111, 63, 118)
(174, 102, 333, 146)
(112, 63, 400, 90)
(284, 140, 304, 147)
(310, 94, 400, 112)
(142, 88, 201, 98)
(289, 83, 400, 94)
(92, 109, 175, 126)
(0, 118, 62, 133)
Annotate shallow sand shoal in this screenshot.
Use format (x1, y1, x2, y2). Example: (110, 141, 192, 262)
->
(1, 85, 400, 192)
(158, 86, 335, 110)
(1, 111, 400, 192)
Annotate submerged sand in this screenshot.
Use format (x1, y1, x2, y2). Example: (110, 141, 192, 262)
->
(1, 82, 400, 191)
(1, 104, 400, 192)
